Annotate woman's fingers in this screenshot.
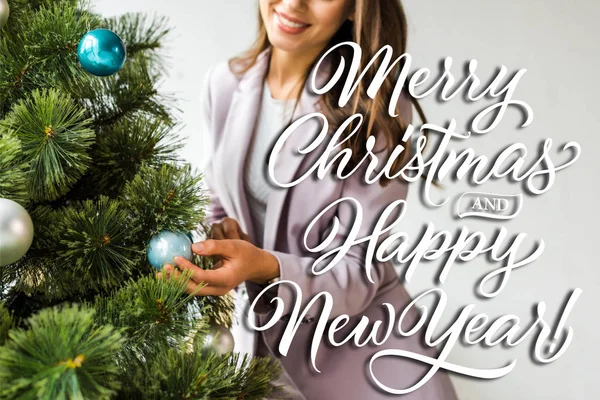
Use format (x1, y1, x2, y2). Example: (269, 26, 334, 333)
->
(178, 272, 228, 296)
(174, 256, 236, 288)
(185, 279, 203, 295)
(210, 223, 225, 240)
(159, 262, 232, 296)
(191, 239, 239, 258)
(161, 263, 180, 278)
(211, 218, 251, 242)
(221, 218, 241, 239)
(165, 258, 203, 282)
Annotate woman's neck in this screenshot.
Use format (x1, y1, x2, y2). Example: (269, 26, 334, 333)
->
(266, 46, 323, 100)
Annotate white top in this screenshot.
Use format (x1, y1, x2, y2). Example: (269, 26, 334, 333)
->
(243, 82, 295, 248)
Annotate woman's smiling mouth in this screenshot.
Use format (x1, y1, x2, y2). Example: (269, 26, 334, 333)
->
(274, 10, 311, 34)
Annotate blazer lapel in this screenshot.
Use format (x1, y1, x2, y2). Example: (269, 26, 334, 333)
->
(216, 50, 270, 244)
(262, 59, 332, 251)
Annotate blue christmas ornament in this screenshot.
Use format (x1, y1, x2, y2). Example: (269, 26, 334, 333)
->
(147, 231, 193, 270)
(77, 29, 126, 77)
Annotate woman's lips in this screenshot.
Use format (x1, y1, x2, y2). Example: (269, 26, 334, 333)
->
(274, 11, 311, 34)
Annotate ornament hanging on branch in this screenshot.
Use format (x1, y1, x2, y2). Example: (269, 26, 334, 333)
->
(147, 231, 193, 270)
(0, 0, 9, 30)
(0, 198, 34, 267)
(202, 323, 235, 356)
(77, 28, 126, 77)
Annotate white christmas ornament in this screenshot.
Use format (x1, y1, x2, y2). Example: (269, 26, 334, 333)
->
(0, 198, 34, 267)
(0, 0, 9, 31)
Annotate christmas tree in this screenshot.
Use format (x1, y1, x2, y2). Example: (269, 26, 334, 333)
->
(0, 0, 280, 398)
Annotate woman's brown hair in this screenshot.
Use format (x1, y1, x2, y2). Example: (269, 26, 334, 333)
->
(229, 0, 427, 187)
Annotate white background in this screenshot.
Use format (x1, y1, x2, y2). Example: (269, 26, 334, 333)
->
(93, 1, 599, 399)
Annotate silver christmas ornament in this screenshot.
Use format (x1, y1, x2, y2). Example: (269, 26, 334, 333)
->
(203, 324, 235, 356)
(0, 0, 9, 31)
(0, 198, 34, 267)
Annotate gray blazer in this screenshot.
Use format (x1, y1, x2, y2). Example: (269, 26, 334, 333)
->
(200, 48, 458, 400)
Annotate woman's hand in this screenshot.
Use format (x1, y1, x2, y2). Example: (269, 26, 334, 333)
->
(210, 217, 252, 243)
(206, 216, 254, 276)
(158, 239, 280, 296)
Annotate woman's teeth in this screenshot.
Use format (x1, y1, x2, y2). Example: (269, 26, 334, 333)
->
(277, 13, 309, 28)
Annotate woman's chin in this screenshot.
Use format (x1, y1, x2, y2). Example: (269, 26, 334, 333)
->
(267, 36, 307, 54)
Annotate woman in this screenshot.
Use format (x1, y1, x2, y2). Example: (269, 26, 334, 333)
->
(162, 0, 458, 398)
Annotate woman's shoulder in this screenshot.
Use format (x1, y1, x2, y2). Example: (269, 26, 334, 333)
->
(200, 60, 244, 125)
(204, 60, 240, 97)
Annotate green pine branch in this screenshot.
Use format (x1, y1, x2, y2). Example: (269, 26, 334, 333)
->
(51, 196, 145, 294)
(91, 273, 274, 399)
(1, 196, 146, 300)
(0, 135, 29, 205)
(0, 0, 282, 396)
(120, 335, 282, 400)
(105, 12, 171, 62)
(0, 302, 13, 346)
(0, 88, 95, 202)
(0, 2, 103, 113)
(93, 272, 203, 353)
(123, 163, 208, 240)
(0, 304, 124, 400)
(84, 117, 185, 196)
